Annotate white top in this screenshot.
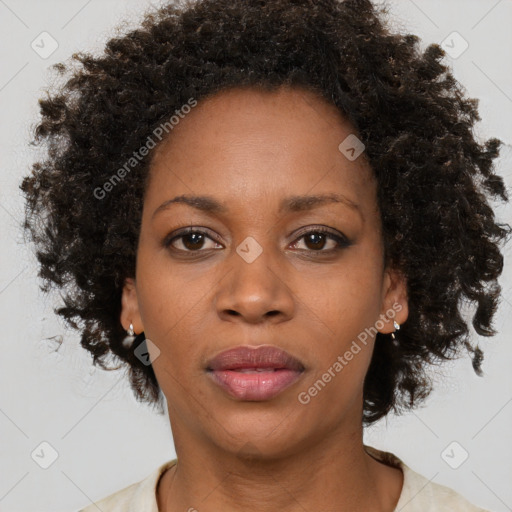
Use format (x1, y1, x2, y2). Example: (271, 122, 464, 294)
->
(78, 445, 491, 511)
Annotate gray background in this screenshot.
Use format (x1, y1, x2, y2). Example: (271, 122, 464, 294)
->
(0, 0, 511, 511)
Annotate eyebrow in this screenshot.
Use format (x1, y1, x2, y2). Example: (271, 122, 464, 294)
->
(152, 192, 361, 220)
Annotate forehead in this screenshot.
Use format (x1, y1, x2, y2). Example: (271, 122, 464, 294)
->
(145, 86, 376, 218)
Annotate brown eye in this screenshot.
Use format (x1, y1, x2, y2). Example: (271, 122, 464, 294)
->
(165, 229, 222, 252)
(164, 226, 351, 255)
(291, 228, 351, 253)
(180, 232, 207, 250)
(302, 232, 330, 251)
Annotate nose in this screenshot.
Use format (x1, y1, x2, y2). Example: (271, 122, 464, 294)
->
(214, 244, 295, 325)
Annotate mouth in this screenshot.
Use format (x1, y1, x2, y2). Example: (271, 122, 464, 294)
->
(206, 345, 305, 401)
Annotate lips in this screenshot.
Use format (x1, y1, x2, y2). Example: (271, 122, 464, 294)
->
(206, 345, 305, 401)
(207, 345, 304, 372)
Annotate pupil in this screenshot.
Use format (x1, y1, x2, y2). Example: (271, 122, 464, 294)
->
(181, 233, 328, 251)
(306, 233, 325, 250)
(184, 233, 204, 250)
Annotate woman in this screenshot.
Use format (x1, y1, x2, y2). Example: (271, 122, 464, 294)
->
(20, 0, 509, 510)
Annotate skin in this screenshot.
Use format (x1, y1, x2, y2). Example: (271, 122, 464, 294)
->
(121, 86, 409, 512)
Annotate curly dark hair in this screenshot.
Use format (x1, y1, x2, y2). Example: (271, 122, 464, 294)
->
(20, 0, 511, 425)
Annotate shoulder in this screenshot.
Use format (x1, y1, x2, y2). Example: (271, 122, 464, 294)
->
(76, 459, 177, 512)
(364, 445, 492, 512)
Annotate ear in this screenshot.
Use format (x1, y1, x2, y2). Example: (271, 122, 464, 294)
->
(120, 277, 144, 335)
(378, 267, 409, 335)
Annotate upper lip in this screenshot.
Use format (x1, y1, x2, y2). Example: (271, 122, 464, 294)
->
(206, 345, 305, 372)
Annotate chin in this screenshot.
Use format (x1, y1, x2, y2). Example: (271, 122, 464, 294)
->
(205, 404, 315, 460)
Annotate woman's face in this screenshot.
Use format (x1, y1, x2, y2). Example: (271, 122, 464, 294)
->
(122, 86, 408, 457)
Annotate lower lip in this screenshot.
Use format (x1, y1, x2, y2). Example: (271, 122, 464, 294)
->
(207, 369, 303, 401)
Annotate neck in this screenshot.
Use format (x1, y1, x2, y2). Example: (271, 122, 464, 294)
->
(157, 415, 402, 512)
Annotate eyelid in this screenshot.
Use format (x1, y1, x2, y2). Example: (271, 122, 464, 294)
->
(163, 225, 351, 252)
(162, 226, 221, 247)
(292, 225, 350, 245)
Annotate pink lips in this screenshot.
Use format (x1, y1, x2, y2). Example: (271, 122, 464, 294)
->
(206, 345, 305, 401)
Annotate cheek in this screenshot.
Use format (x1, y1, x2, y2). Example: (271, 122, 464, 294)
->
(297, 276, 379, 413)
(299, 254, 383, 333)
(135, 251, 200, 363)
(136, 243, 205, 327)
(294, 249, 383, 386)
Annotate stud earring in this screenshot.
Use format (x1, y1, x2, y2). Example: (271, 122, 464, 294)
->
(391, 320, 400, 340)
(122, 322, 136, 348)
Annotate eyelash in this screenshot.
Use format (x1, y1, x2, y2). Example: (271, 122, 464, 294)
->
(163, 226, 351, 255)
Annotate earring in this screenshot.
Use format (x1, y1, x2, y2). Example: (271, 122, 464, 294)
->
(122, 322, 136, 348)
(391, 320, 400, 340)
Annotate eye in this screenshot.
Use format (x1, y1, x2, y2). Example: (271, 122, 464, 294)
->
(164, 228, 222, 252)
(163, 226, 351, 254)
(290, 227, 351, 253)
